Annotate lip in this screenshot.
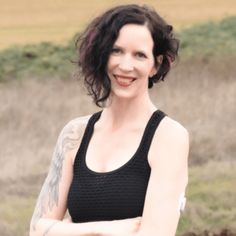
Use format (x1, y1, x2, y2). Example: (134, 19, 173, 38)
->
(113, 74, 136, 87)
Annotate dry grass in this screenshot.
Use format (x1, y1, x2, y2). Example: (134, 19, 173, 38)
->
(0, 57, 236, 235)
(1, 0, 236, 49)
(181, 160, 236, 233)
(1, 57, 235, 179)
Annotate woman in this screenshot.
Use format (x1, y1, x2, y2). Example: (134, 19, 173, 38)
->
(30, 4, 189, 236)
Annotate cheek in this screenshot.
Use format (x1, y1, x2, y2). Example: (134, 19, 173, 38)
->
(107, 59, 114, 73)
(107, 57, 116, 72)
(138, 62, 155, 77)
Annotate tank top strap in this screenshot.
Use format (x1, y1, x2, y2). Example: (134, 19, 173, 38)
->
(88, 110, 103, 126)
(82, 110, 102, 146)
(83, 110, 102, 149)
(138, 109, 166, 156)
(73, 111, 102, 168)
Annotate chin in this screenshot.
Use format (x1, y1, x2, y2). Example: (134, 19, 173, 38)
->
(110, 88, 138, 101)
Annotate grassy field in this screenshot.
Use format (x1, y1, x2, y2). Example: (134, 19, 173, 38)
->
(1, 1, 236, 235)
(1, 56, 236, 235)
(1, 0, 236, 49)
(1, 15, 236, 82)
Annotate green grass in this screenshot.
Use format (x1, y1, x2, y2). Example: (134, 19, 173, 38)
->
(0, 15, 236, 82)
(0, 196, 35, 236)
(0, 42, 76, 81)
(177, 161, 236, 235)
(179, 15, 236, 58)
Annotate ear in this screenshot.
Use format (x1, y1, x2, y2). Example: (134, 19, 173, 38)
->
(156, 55, 163, 65)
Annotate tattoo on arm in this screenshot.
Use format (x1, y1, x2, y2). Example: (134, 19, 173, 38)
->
(31, 116, 90, 230)
(43, 221, 59, 236)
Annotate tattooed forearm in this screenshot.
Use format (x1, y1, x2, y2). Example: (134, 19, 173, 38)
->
(43, 221, 59, 236)
(31, 116, 90, 230)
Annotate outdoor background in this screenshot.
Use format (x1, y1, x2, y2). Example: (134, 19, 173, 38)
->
(0, 0, 235, 235)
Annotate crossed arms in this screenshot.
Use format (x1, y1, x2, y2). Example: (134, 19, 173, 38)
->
(30, 116, 189, 236)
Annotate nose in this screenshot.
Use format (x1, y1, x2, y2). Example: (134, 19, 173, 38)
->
(118, 54, 134, 72)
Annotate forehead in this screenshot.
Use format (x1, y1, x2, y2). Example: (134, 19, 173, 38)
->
(114, 24, 154, 51)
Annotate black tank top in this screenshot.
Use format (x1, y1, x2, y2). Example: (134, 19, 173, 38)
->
(67, 109, 166, 223)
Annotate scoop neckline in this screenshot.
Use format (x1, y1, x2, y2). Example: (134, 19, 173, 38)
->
(82, 109, 159, 175)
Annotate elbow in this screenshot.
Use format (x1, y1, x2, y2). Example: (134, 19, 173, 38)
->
(29, 228, 37, 236)
(29, 231, 34, 236)
(29, 222, 39, 236)
(29, 218, 42, 236)
(29, 222, 35, 236)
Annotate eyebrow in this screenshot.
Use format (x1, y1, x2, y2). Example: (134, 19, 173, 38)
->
(113, 44, 148, 55)
(113, 44, 123, 49)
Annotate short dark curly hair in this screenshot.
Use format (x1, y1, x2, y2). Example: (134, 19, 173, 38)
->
(76, 4, 179, 107)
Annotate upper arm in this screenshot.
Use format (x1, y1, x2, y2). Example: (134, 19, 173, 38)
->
(30, 115, 90, 230)
(139, 118, 189, 236)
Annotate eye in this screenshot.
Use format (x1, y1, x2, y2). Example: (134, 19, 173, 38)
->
(135, 52, 147, 59)
(111, 47, 122, 55)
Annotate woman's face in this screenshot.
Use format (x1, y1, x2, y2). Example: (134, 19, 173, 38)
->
(107, 23, 157, 99)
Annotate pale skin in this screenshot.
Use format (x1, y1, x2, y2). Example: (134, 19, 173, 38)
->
(30, 24, 189, 236)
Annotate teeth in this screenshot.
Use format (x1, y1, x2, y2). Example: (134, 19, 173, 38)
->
(117, 77, 133, 82)
(116, 75, 134, 81)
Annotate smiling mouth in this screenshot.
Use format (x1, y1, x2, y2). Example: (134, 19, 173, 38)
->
(114, 75, 136, 87)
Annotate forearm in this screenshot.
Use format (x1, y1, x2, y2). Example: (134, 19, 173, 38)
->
(30, 215, 142, 236)
(30, 218, 110, 236)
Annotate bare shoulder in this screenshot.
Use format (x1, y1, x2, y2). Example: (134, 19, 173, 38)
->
(59, 114, 92, 162)
(149, 115, 189, 167)
(59, 114, 92, 147)
(158, 116, 189, 141)
(61, 114, 92, 136)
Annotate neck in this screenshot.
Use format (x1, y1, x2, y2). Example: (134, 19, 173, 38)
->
(99, 92, 157, 131)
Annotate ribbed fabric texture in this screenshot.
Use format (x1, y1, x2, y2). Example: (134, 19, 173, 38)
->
(67, 109, 166, 222)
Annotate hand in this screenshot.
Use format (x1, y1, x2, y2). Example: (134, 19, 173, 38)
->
(108, 216, 142, 236)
